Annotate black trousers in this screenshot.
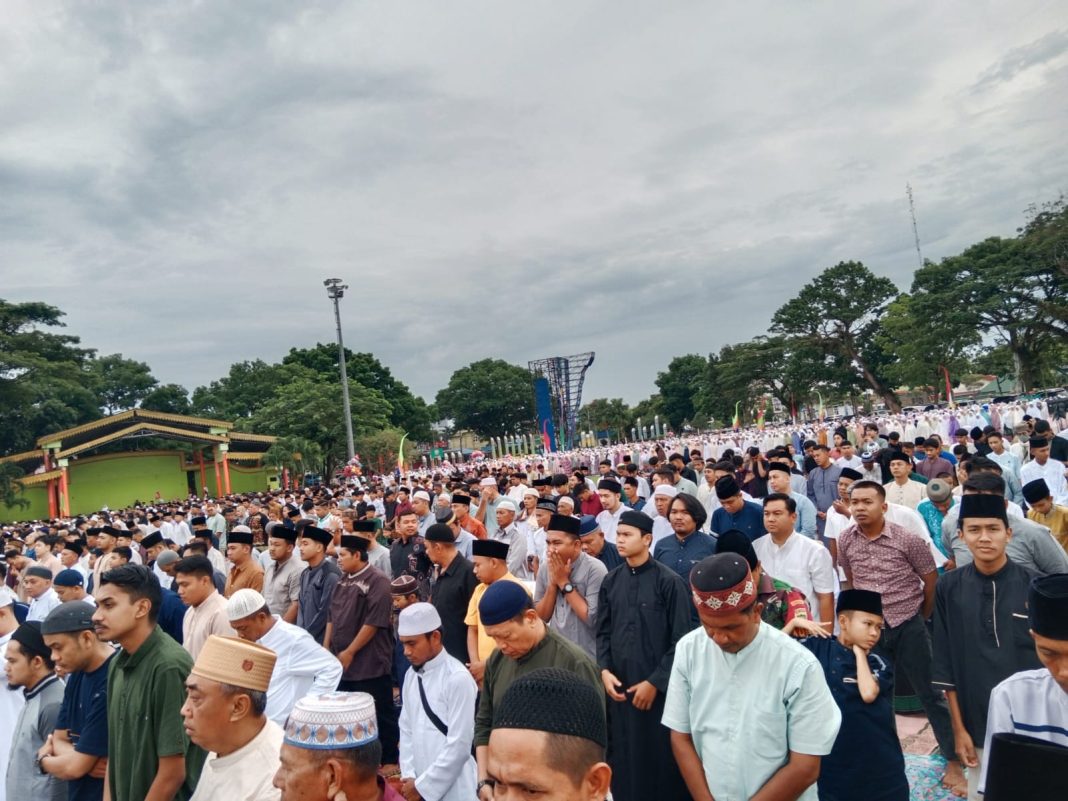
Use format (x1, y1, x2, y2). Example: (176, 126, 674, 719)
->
(338, 674, 400, 764)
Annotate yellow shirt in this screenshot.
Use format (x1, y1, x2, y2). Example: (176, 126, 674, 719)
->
(1028, 505, 1068, 552)
(464, 573, 531, 661)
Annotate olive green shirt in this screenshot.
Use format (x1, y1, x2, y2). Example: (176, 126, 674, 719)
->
(474, 627, 604, 746)
(107, 626, 206, 801)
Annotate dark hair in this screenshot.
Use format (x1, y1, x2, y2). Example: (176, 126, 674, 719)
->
(653, 467, 677, 480)
(623, 476, 638, 488)
(963, 474, 1005, 497)
(849, 480, 886, 499)
(923, 438, 941, 449)
(965, 456, 1001, 476)
(113, 546, 133, 562)
(668, 493, 707, 528)
(307, 740, 382, 780)
(100, 564, 161, 623)
(542, 733, 605, 787)
(219, 683, 269, 717)
(762, 493, 797, 514)
(173, 555, 215, 580)
(814, 445, 830, 453)
(986, 430, 1002, 441)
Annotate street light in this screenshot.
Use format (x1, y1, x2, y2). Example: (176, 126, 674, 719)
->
(324, 278, 355, 461)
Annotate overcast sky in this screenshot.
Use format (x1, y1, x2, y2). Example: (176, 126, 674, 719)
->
(3, 1, 1066, 406)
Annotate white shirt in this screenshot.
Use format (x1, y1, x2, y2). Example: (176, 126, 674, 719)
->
(652, 516, 674, 546)
(1021, 458, 1068, 506)
(753, 533, 835, 622)
(0, 631, 26, 801)
(190, 718, 283, 801)
(26, 588, 61, 623)
(981, 668, 1068, 793)
(883, 479, 926, 510)
(835, 455, 864, 471)
(398, 649, 478, 801)
(595, 505, 624, 544)
(258, 617, 343, 727)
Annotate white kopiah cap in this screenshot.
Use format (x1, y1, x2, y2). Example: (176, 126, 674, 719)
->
(397, 602, 442, 637)
(226, 588, 268, 621)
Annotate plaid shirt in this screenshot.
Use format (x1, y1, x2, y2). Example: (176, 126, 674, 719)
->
(838, 519, 936, 628)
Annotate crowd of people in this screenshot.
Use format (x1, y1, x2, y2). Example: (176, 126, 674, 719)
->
(2, 403, 1068, 801)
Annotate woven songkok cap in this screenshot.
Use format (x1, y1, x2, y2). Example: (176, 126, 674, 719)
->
(285, 691, 379, 749)
(191, 635, 276, 693)
(690, 553, 757, 617)
(492, 667, 607, 748)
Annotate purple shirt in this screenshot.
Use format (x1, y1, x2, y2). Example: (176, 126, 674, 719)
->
(915, 456, 953, 481)
(837, 520, 936, 628)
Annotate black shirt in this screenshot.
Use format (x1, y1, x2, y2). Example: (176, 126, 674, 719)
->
(932, 560, 1042, 741)
(429, 554, 478, 663)
(596, 541, 625, 572)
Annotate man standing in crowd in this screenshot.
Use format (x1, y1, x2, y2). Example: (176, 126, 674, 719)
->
(4, 621, 65, 801)
(465, 540, 526, 684)
(595, 478, 625, 544)
(226, 589, 342, 727)
(296, 526, 341, 644)
(884, 452, 926, 509)
(579, 515, 623, 572)
(475, 478, 505, 539)
(391, 507, 433, 591)
(38, 601, 114, 801)
(262, 524, 304, 623)
(596, 510, 693, 801)
(932, 494, 1042, 799)
(486, 668, 612, 801)
(92, 564, 205, 801)
(424, 523, 478, 664)
(24, 565, 62, 623)
(766, 463, 818, 538)
(175, 555, 236, 660)
(474, 580, 603, 801)
(490, 500, 528, 577)
(451, 492, 486, 541)
(663, 553, 841, 801)
(838, 481, 965, 795)
(324, 534, 398, 766)
(534, 514, 607, 660)
(807, 445, 842, 540)
(1023, 478, 1068, 550)
(180, 635, 282, 801)
(711, 476, 765, 542)
(917, 439, 955, 481)
(654, 494, 717, 588)
(397, 603, 478, 801)
(754, 494, 836, 626)
(224, 525, 264, 597)
(0, 586, 25, 798)
(1021, 436, 1068, 505)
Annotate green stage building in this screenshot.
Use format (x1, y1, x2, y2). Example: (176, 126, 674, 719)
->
(0, 409, 280, 521)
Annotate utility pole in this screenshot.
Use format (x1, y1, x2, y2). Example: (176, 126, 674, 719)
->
(324, 278, 355, 461)
(906, 183, 924, 269)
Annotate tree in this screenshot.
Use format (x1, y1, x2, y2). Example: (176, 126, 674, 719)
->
(192, 360, 305, 420)
(356, 428, 407, 474)
(875, 294, 979, 400)
(1017, 194, 1068, 343)
(283, 345, 433, 442)
(245, 375, 392, 476)
(263, 436, 324, 482)
(140, 383, 193, 415)
(90, 353, 157, 414)
(0, 462, 28, 509)
(771, 261, 901, 411)
(910, 238, 1055, 391)
(655, 355, 709, 429)
(579, 398, 632, 438)
(629, 394, 665, 433)
(435, 359, 535, 438)
(0, 299, 101, 455)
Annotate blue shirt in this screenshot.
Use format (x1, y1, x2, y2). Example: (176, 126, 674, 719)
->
(158, 588, 187, 644)
(790, 491, 819, 539)
(711, 501, 766, 543)
(57, 653, 114, 801)
(653, 531, 718, 585)
(801, 638, 907, 801)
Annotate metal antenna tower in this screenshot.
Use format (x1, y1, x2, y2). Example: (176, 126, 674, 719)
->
(906, 183, 924, 269)
(528, 352, 595, 450)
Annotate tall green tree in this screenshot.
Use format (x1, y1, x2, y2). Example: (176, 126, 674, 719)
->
(90, 353, 157, 414)
(192, 360, 305, 420)
(435, 359, 535, 438)
(355, 428, 407, 474)
(771, 261, 901, 411)
(283, 345, 432, 442)
(263, 436, 324, 480)
(0, 299, 100, 454)
(910, 238, 1055, 391)
(139, 383, 192, 415)
(579, 398, 632, 438)
(655, 354, 709, 429)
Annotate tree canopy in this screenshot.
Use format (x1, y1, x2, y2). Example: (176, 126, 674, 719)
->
(435, 359, 535, 438)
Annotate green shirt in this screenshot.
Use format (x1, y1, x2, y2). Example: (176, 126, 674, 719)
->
(474, 627, 604, 746)
(107, 626, 206, 801)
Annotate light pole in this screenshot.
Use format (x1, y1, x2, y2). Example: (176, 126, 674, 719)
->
(324, 279, 355, 462)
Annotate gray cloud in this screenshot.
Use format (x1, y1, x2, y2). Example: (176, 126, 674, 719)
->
(2, 1, 1066, 407)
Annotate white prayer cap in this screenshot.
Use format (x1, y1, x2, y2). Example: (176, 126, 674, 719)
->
(397, 602, 442, 637)
(557, 495, 575, 508)
(0, 586, 14, 607)
(226, 588, 268, 621)
(522, 488, 540, 498)
(412, 490, 431, 502)
(231, 524, 252, 534)
(496, 499, 517, 513)
(653, 484, 679, 498)
(480, 477, 496, 487)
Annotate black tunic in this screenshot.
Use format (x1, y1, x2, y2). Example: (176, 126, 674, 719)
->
(596, 557, 695, 801)
(428, 554, 478, 663)
(932, 560, 1042, 741)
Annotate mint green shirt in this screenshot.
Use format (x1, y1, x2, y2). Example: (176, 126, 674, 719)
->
(662, 622, 840, 801)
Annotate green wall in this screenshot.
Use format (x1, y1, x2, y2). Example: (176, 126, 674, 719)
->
(69, 452, 190, 513)
(0, 484, 50, 523)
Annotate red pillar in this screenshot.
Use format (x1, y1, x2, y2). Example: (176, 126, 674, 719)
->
(47, 478, 58, 518)
(59, 467, 70, 517)
(213, 454, 223, 498)
(222, 453, 232, 495)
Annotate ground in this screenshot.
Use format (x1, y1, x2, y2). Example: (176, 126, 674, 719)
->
(899, 713, 958, 800)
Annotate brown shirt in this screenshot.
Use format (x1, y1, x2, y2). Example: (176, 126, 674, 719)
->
(327, 565, 394, 681)
(838, 520, 936, 627)
(224, 559, 264, 598)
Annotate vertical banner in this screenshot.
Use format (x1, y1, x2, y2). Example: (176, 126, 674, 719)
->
(533, 377, 557, 452)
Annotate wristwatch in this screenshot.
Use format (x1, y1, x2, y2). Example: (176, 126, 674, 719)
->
(561, 582, 575, 594)
(476, 779, 493, 797)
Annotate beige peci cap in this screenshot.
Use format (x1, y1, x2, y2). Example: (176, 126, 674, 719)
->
(191, 635, 276, 693)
